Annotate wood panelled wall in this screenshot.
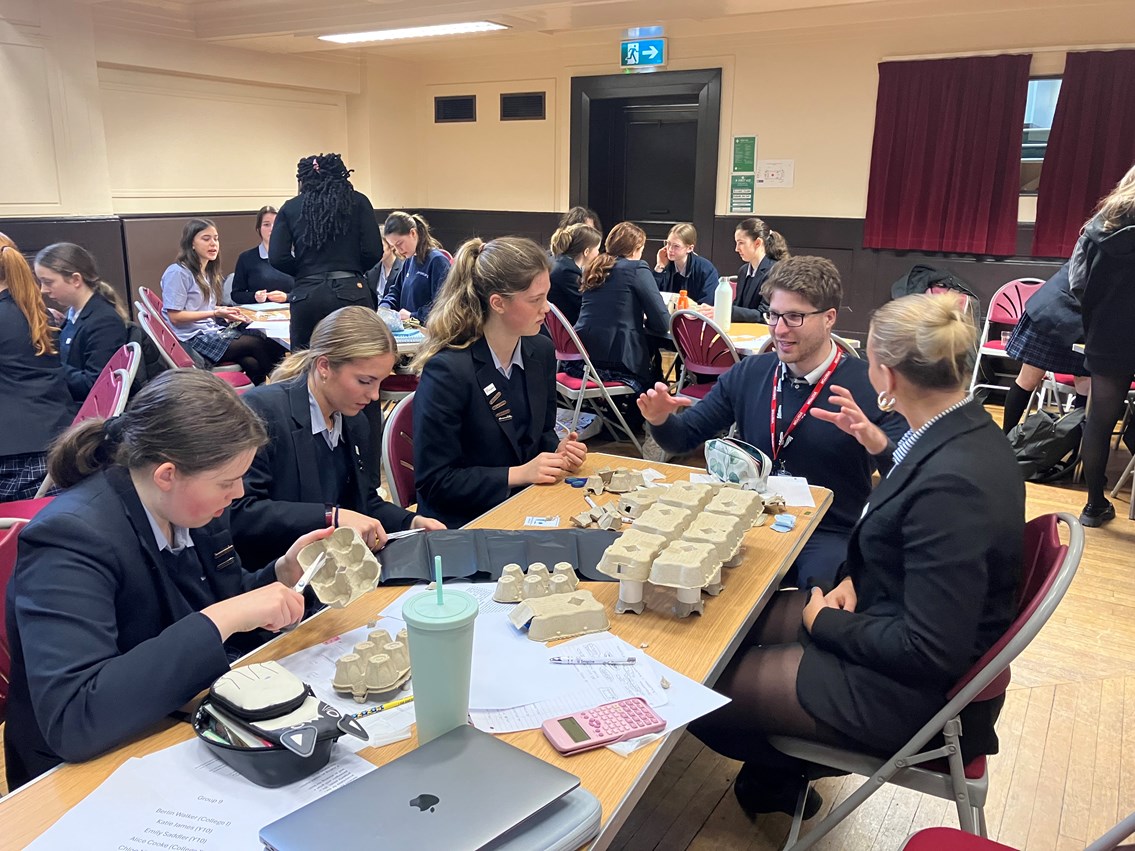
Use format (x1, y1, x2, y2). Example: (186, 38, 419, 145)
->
(0, 211, 1065, 336)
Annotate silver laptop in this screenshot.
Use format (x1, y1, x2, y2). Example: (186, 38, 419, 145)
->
(259, 724, 580, 851)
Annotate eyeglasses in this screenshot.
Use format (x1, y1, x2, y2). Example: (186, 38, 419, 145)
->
(764, 309, 827, 327)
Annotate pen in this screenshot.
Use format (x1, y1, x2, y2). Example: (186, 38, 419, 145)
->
(549, 656, 637, 666)
(351, 695, 414, 719)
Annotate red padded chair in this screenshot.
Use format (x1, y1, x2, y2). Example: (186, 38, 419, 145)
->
(968, 278, 1045, 397)
(901, 811, 1135, 850)
(135, 303, 252, 393)
(379, 372, 419, 406)
(381, 393, 416, 509)
(0, 520, 27, 722)
(543, 303, 642, 455)
(139, 286, 244, 375)
(669, 309, 741, 401)
(770, 513, 1085, 850)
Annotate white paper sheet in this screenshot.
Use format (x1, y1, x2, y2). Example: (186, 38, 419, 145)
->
(765, 475, 816, 507)
(235, 302, 285, 312)
(28, 739, 375, 851)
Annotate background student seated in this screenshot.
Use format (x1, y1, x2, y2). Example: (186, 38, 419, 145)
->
(413, 237, 586, 528)
(4, 370, 330, 789)
(230, 306, 443, 569)
(230, 205, 294, 305)
(653, 222, 720, 304)
(701, 216, 789, 324)
(378, 211, 452, 324)
(688, 294, 1023, 820)
(547, 222, 601, 325)
(34, 242, 129, 403)
(0, 233, 73, 500)
(638, 256, 906, 587)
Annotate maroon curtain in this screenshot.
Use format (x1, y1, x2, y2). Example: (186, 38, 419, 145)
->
(864, 54, 1030, 255)
(1031, 50, 1135, 258)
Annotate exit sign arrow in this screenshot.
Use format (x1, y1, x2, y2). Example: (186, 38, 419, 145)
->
(642, 45, 659, 59)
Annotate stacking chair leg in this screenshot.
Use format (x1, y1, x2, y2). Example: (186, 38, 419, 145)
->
(1111, 454, 1135, 520)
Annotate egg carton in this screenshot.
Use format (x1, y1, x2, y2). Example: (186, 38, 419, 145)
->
(704, 488, 766, 528)
(596, 528, 669, 583)
(298, 527, 381, 607)
(508, 590, 610, 642)
(656, 481, 717, 513)
(493, 561, 580, 603)
(617, 488, 664, 518)
(649, 540, 721, 592)
(632, 503, 696, 540)
(686, 512, 748, 567)
(331, 627, 411, 703)
(571, 502, 625, 531)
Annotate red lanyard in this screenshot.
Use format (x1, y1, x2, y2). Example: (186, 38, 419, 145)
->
(769, 351, 844, 461)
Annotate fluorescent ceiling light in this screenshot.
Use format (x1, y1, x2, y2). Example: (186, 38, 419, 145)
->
(319, 21, 507, 44)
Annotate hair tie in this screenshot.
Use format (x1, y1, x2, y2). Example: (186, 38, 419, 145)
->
(102, 414, 126, 446)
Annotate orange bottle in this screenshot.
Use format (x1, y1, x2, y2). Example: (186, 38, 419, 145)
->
(676, 289, 689, 310)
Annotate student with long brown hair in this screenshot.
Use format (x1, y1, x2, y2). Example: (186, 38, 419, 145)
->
(230, 307, 443, 569)
(161, 218, 284, 384)
(547, 223, 601, 325)
(705, 216, 790, 323)
(34, 242, 129, 402)
(413, 237, 587, 528)
(378, 211, 452, 323)
(0, 233, 73, 499)
(571, 221, 670, 394)
(4, 370, 331, 788)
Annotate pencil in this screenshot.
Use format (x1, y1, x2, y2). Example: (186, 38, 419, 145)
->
(351, 695, 414, 719)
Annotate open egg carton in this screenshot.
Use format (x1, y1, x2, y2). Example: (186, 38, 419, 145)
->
(331, 627, 411, 703)
(490, 561, 610, 642)
(297, 527, 381, 608)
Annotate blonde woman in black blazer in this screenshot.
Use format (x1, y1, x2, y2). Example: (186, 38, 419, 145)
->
(690, 294, 1025, 819)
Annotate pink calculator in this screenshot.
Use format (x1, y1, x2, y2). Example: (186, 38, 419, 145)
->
(541, 697, 667, 754)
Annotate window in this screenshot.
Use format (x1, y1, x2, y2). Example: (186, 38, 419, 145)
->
(1020, 77, 1061, 194)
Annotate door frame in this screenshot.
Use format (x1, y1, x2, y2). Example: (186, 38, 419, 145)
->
(569, 68, 721, 258)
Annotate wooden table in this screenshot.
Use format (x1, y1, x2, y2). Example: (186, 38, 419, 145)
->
(235, 305, 425, 358)
(0, 453, 830, 851)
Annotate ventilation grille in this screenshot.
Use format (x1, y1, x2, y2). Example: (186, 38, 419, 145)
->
(434, 95, 476, 123)
(500, 91, 546, 121)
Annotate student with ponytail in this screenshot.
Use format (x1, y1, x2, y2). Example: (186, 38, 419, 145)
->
(34, 242, 129, 402)
(378, 211, 451, 323)
(709, 217, 790, 323)
(0, 232, 73, 499)
(4, 370, 332, 788)
(572, 221, 670, 394)
(548, 223, 601, 324)
(413, 237, 587, 528)
(230, 307, 443, 569)
(270, 153, 382, 349)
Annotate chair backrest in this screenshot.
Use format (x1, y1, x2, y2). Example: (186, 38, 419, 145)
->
(381, 392, 416, 509)
(135, 303, 195, 370)
(73, 368, 130, 424)
(986, 278, 1045, 325)
(543, 303, 585, 362)
(669, 309, 740, 377)
(222, 272, 235, 306)
(138, 286, 164, 316)
(0, 520, 26, 721)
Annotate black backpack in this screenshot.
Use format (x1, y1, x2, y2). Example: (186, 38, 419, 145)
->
(1006, 407, 1084, 483)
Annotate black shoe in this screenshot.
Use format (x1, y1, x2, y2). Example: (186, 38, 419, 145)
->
(733, 763, 824, 821)
(1080, 501, 1116, 528)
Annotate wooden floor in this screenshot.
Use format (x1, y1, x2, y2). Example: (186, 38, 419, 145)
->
(3, 407, 1133, 851)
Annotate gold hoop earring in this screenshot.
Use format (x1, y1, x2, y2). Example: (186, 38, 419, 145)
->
(877, 391, 896, 412)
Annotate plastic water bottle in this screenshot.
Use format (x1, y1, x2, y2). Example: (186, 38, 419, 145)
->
(713, 277, 733, 331)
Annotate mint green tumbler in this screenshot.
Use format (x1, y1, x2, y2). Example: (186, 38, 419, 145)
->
(403, 588, 478, 744)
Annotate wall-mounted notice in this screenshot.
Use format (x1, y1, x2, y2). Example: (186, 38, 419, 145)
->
(729, 174, 755, 214)
(732, 136, 757, 173)
(756, 159, 794, 188)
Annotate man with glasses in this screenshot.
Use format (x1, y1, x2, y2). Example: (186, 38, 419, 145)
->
(638, 256, 906, 587)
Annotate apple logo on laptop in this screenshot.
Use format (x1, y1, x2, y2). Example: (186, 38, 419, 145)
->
(409, 794, 440, 813)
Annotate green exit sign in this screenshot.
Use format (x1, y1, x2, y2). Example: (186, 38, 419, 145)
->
(620, 38, 667, 68)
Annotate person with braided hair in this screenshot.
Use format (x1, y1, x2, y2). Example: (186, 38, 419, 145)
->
(269, 153, 382, 349)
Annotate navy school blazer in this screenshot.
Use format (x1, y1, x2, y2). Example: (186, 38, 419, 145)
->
(732, 255, 777, 323)
(58, 293, 128, 402)
(653, 252, 720, 304)
(378, 249, 452, 323)
(230, 376, 414, 569)
(4, 466, 281, 788)
(548, 254, 584, 326)
(413, 334, 559, 528)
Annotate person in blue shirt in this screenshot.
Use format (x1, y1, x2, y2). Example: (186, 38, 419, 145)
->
(34, 242, 128, 403)
(230, 206, 294, 305)
(652, 222, 720, 304)
(378, 212, 452, 324)
(547, 223, 601, 326)
(638, 256, 907, 588)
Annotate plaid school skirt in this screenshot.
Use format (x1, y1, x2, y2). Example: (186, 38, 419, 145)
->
(186, 326, 265, 365)
(1005, 313, 1087, 376)
(0, 451, 48, 501)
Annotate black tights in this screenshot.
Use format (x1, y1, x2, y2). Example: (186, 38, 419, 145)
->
(1082, 372, 1135, 505)
(221, 334, 285, 385)
(689, 591, 844, 775)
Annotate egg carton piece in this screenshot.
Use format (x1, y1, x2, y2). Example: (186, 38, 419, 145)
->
(298, 527, 381, 608)
(553, 562, 579, 590)
(521, 573, 551, 600)
(584, 476, 605, 495)
(687, 512, 747, 567)
(617, 488, 663, 518)
(597, 528, 669, 582)
(762, 495, 788, 515)
(508, 590, 610, 641)
(595, 506, 623, 531)
(649, 540, 721, 591)
(494, 562, 578, 602)
(332, 629, 411, 702)
(657, 481, 717, 512)
(596, 467, 616, 485)
(527, 562, 551, 582)
(672, 585, 706, 618)
(606, 469, 645, 493)
(705, 489, 766, 528)
(571, 510, 594, 528)
(632, 503, 696, 540)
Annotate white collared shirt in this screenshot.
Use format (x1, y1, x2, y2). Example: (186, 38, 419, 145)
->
(308, 387, 343, 450)
(782, 339, 840, 387)
(258, 243, 269, 260)
(489, 340, 525, 380)
(142, 504, 195, 554)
